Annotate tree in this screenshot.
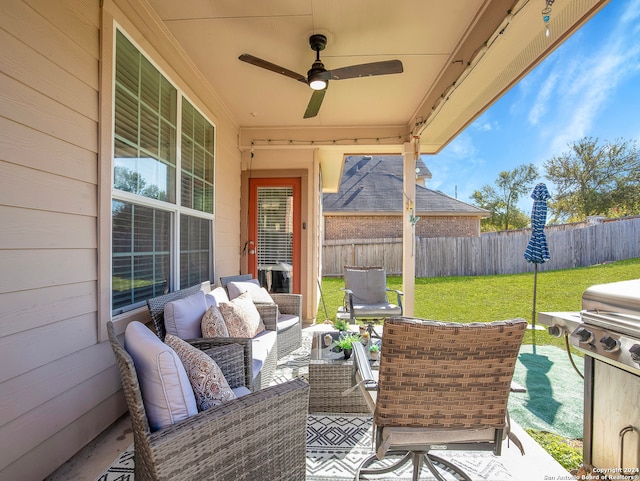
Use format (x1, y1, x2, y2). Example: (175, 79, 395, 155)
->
(471, 163, 539, 231)
(114, 165, 167, 200)
(544, 137, 640, 222)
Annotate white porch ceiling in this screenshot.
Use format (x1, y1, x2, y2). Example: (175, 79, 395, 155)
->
(146, 0, 607, 153)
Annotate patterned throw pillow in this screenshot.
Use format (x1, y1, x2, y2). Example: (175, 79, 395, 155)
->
(201, 305, 229, 337)
(218, 292, 266, 337)
(165, 334, 236, 411)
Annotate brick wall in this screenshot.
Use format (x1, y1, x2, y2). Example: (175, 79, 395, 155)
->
(324, 215, 479, 240)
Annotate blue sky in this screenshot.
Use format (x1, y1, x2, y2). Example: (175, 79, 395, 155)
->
(426, 0, 640, 212)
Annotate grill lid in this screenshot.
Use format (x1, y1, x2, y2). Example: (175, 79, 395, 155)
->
(581, 279, 640, 337)
(582, 279, 640, 316)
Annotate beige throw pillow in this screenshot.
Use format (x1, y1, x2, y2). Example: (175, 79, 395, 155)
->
(165, 334, 236, 411)
(218, 292, 266, 337)
(201, 305, 229, 337)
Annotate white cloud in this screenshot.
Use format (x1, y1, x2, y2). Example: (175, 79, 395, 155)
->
(528, 69, 561, 126)
(541, 1, 640, 155)
(425, 132, 488, 200)
(443, 132, 479, 159)
(472, 120, 497, 132)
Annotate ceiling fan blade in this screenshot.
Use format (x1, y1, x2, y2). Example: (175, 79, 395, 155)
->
(328, 59, 403, 80)
(238, 54, 307, 84)
(303, 89, 327, 119)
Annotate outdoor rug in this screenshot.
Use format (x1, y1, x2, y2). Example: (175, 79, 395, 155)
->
(508, 344, 584, 439)
(96, 413, 511, 481)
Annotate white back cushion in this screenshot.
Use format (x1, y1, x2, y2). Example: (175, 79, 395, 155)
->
(227, 280, 274, 303)
(205, 286, 230, 307)
(164, 290, 207, 339)
(124, 321, 197, 431)
(227, 279, 260, 300)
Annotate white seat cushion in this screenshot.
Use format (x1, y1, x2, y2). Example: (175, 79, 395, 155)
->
(251, 330, 277, 380)
(232, 386, 252, 397)
(124, 321, 197, 431)
(351, 303, 402, 318)
(377, 426, 498, 459)
(277, 313, 299, 331)
(164, 290, 207, 339)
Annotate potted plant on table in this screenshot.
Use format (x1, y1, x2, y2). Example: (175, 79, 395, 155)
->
(333, 318, 349, 333)
(369, 343, 380, 361)
(333, 333, 361, 360)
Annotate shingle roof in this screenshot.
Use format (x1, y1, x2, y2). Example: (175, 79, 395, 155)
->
(323, 155, 488, 216)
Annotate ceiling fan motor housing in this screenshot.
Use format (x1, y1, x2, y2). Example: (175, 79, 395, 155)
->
(309, 34, 327, 52)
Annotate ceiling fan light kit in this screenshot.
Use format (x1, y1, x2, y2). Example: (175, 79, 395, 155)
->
(239, 34, 403, 118)
(309, 78, 327, 90)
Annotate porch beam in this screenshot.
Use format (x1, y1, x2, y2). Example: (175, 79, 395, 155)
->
(401, 139, 418, 317)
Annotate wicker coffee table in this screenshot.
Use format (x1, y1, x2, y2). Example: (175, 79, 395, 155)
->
(308, 331, 373, 413)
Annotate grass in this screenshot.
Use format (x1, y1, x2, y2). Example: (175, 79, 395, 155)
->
(525, 430, 583, 471)
(316, 257, 640, 350)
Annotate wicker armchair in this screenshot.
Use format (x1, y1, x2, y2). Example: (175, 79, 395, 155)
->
(220, 274, 303, 359)
(146, 283, 277, 390)
(351, 316, 527, 481)
(107, 321, 309, 481)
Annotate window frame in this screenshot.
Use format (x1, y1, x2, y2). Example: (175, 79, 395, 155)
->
(109, 26, 216, 317)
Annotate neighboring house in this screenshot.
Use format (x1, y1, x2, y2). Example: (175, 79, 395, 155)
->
(323, 156, 489, 240)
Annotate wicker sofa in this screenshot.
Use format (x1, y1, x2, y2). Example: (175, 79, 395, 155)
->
(107, 321, 309, 481)
(147, 282, 278, 391)
(220, 274, 303, 359)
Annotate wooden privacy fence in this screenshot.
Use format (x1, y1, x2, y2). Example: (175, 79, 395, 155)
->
(322, 217, 640, 277)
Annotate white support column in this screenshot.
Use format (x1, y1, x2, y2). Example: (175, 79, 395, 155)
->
(401, 139, 418, 316)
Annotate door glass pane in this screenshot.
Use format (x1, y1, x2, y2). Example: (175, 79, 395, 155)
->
(257, 187, 293, 293)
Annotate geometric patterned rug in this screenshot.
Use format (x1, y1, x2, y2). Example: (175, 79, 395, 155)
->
(95, 331, 512, 480)
(97, 413, 511, 481)
(306, 413, 512, 481)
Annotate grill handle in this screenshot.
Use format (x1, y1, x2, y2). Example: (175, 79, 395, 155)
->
(619, 425, 636, 470)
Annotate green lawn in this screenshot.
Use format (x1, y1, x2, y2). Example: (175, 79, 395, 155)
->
(316, 258, 640, 349)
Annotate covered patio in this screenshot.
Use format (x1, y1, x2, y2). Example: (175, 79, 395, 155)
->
(0, 0, 608, 479)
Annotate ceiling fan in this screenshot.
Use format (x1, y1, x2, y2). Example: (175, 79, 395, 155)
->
(239, 34, 403, 119)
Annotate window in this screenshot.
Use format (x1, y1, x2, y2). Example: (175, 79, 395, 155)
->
(112, 31, 215, 314)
